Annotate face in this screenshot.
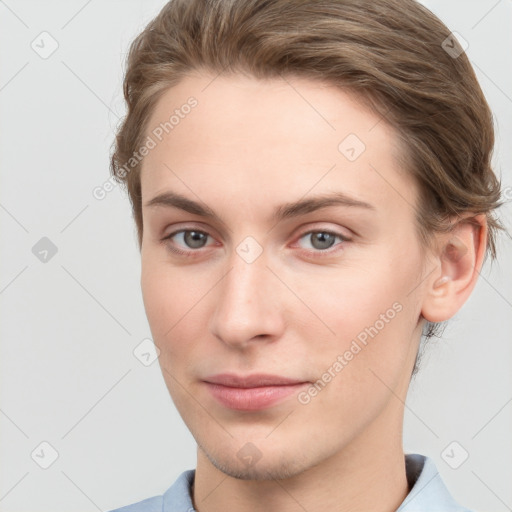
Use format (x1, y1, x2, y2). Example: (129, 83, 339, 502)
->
(139, 71, 429, 480)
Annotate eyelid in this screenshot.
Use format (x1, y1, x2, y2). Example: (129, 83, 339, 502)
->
(293, 224, 352, 242)
(161, 223, 352, 255)
(161, 227, 216, 254)
(291, 228, 349, 257)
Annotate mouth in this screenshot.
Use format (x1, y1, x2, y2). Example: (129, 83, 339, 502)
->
(202, 373, 310, 411)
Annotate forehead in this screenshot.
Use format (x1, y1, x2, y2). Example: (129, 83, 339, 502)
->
(140, 72, 416, 217)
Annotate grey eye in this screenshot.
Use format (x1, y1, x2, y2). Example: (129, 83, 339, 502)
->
(299, 231, 344, 251)
(182, 230, 209, 249)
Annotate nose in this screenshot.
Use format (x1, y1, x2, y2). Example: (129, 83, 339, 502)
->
(208, 247, 285, 350)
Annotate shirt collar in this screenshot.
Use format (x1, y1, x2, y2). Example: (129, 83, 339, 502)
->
(397, 454, 470, 511)
(162, 453, 470, 512)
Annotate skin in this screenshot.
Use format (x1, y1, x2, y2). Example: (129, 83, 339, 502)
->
(138, 71, 486, 512)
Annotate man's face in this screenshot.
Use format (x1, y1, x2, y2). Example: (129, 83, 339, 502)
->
(140, 72, 428, 479)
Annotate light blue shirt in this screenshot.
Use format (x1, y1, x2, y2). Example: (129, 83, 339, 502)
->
(109, 453, 472, 512)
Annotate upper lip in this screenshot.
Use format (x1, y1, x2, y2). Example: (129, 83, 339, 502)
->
(203, 373, 308, 388)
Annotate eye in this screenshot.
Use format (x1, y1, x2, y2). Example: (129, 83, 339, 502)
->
(161, 228, 349, 258)
(296, 230, 348, 253)
(161, 229, 214, 255)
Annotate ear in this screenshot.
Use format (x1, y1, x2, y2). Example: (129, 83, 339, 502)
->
(421, 214, 487, 323)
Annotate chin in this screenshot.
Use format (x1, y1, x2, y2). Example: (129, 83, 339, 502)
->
(198, 440, 313, 481)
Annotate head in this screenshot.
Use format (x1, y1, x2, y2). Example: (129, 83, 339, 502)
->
(111, 0, 503, 480)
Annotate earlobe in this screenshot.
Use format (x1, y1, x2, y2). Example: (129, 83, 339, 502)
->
(421, 215, 487, 323)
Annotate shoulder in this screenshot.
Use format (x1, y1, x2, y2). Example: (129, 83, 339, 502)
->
(106, 469, 196, 512)
(400, 454, 475, 512)
(107, 494, 163, 512)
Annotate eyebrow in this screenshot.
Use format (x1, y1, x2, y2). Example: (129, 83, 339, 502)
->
(144, 190, 375, 225)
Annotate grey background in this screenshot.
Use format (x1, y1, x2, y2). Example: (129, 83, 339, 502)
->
(0, 1, 510, 511)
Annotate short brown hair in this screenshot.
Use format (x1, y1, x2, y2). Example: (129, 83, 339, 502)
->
(111, 0, 503, 259)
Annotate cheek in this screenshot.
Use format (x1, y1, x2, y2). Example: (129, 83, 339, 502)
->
(294, 256, 421, 375)
(296, 278, 417, 426)
(140, 259, 211, 366)
(292, 265, 402, 335)
(141, 266, 169, 338)
(141, 259, 187, 344)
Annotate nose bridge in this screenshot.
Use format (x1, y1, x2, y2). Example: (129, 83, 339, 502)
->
(209, 240, 283, 347)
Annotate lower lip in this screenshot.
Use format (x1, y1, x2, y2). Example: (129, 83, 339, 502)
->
(204, 382, 308, 411)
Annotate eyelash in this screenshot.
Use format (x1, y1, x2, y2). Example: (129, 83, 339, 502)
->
(160, 228, 350, 258)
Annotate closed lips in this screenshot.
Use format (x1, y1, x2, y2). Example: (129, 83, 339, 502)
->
(203, 373, 309, 388)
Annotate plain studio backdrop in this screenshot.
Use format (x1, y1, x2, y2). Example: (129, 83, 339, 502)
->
(0, 1, 511, 511)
